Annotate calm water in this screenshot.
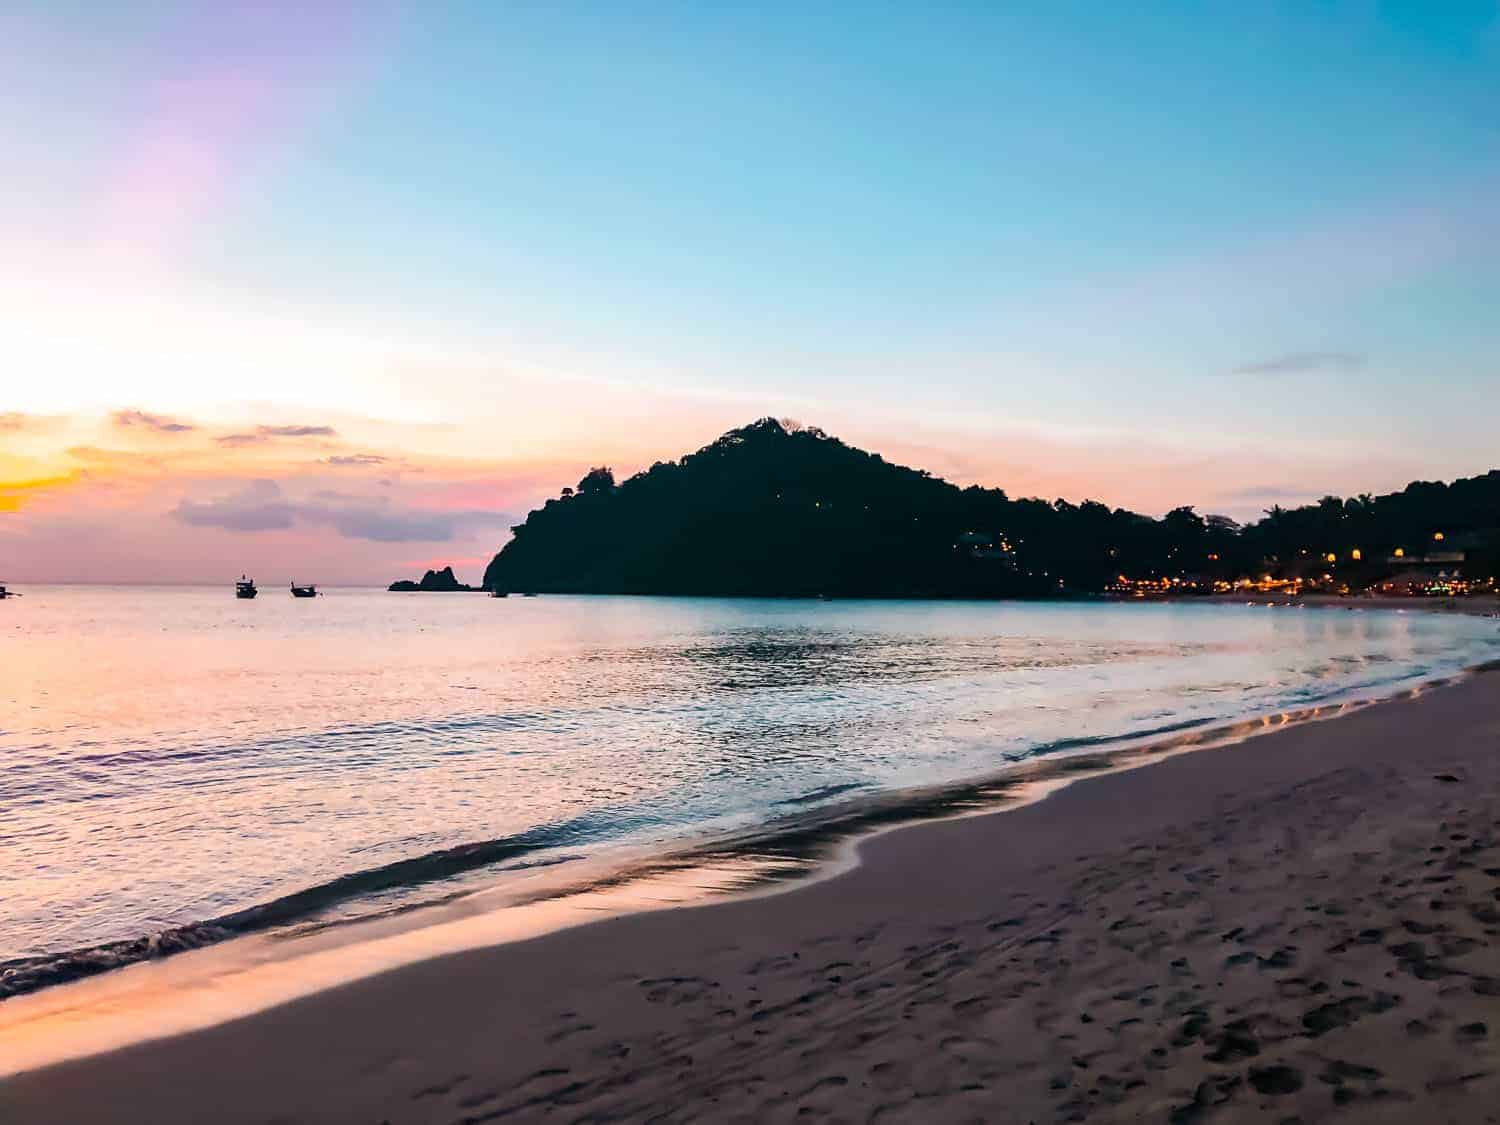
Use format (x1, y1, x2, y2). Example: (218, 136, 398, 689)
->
(3, 588, 1499, 990)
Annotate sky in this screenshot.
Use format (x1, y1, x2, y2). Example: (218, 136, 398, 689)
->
(2, 1, 1498, 584)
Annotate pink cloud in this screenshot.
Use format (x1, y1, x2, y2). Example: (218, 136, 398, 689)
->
(112, 408, 197, 434)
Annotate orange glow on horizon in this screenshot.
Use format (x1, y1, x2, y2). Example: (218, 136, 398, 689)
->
(0, 472, 84, 513)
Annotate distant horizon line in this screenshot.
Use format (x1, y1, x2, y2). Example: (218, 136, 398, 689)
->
(0, 580, 405, 588)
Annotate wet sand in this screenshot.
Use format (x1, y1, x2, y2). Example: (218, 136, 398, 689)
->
(5, 671, 1500, 1123)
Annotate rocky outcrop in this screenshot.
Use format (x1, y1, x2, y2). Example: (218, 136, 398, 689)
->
(387, 566, 474, 592)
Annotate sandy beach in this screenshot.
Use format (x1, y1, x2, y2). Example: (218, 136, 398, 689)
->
(5, 668, 1500, 1123)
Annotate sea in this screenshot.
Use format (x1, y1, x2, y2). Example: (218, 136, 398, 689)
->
(4, 587, 1499, 999)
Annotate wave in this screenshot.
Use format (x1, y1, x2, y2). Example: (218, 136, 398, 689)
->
(0, 813, 614, 1000)
(775, 781, 871, 807)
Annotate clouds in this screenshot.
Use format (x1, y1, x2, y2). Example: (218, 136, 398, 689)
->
(3, 403, 581, 581)
(171, 480, 511, 542)
(324, 453, 389, 466)
(257, 424, 337, 438)
(216, 424, 338, 447)
(312, 504, 459, 543)
(172, 479, 296, 531)
(104, 410, 339, 447)
(111, 408, 197, 433)
(1231, 351, 1365, 376)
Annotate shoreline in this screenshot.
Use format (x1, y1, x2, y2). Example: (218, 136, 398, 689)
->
(5, 663, 1500, 1120)
(1211, 591, 1500, 612)
(1192, 591, 1500, 616)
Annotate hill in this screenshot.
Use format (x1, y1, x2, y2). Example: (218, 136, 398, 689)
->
(481, 419, 1236, 597)
(483, 419, 1500, 598)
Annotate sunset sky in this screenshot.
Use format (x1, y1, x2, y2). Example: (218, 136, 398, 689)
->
(3, 2, 1498, 584)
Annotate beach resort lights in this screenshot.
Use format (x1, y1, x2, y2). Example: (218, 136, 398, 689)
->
(1325, 552, 1337, 563)
(1433, 531, 1445, 541)
(1351, 548, 1362, 561)
(1394, 547, 1405, 558)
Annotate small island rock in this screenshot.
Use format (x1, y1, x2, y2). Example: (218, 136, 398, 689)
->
(387, 566, 475, 592)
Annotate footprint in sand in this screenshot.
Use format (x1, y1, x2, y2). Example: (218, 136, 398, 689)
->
(1247, 1063, 1303, 1095)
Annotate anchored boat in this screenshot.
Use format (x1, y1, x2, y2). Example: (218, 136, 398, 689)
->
(235, 576, 258, 599)
(290, 583, 319, 598)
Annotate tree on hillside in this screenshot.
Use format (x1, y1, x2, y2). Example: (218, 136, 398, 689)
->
(577, 467, 616, 494)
